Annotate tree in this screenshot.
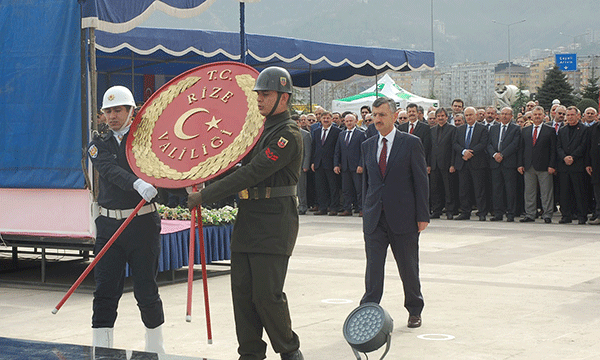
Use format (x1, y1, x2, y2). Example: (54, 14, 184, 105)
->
(582, 68, 600, 102)
(577, 98, 599, 114)
(537, 65, 575, 111)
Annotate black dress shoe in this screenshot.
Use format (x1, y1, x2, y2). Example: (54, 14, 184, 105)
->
(298, 210, 307, 215)
(479, 215, 486, 221)
(519, 217, 535, 223)
(454, 214, 470, 220)
(446, 213, 454, 220)
(490, 216, 503, 221)
(544, 218, 552, 224)
(559, 217, 572, 224)
(506, 216, 514, 222)
(407, 315, 422, 328)
(338, 210, 353, 216)
(430, 213, 441, 219)
(281, 349, 304, 360)
(313, 210, 327, 215)
(578, 218, 587, 224)
(328, 211, 338, 216)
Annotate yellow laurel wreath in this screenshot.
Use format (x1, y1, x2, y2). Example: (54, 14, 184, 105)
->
(131, 74, 261, 182)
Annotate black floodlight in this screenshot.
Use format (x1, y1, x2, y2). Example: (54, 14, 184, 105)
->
(343, 303, 394, 360)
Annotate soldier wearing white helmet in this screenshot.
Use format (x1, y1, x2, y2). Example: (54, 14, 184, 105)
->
(87, 85, 165, 354)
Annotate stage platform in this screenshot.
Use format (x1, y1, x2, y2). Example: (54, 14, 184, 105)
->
(0, 337, 213, 360)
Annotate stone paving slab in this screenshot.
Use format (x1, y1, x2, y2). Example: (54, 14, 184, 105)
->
(1, 214, 599, 359)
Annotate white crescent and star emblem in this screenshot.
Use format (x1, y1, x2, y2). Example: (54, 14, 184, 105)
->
(173, 108, 208, 140)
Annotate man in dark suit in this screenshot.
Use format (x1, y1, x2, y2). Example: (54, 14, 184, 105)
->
(447, 98, 464, 126)
(518, 106, 556, 223)
(482, 106, 498, 130)
(297, 120, 312, 215)
(311, 111, 342, 215)
(482, 106, 498, 217)
(398, 103, 432, 171)
(430, 108, 457, 219)
(452, 107, 490, 221)
(365, 122, 378, 138)
(487, 107, 521, 222)
(360, 97, 429, 328)
(557, 106, 589, 224)
(334, 113, 366, 216)
(586, 118, 600, 224)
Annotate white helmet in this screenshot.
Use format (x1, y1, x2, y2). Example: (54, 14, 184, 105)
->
(552, 99, 561, 105)
(102, 85, 136, 110)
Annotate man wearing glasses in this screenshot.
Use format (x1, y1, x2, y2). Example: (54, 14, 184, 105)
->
(397, 110, 408, 125)
(430, 108, 457, 219)
(552, 105, 566, 134)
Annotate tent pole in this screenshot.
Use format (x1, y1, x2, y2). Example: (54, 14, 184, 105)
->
(375, 71, 379, 97)
(90, 27, 99, 200)
(131, 52, 135, 97)
(80, 11, 91, 192)
(309, 64, 313, 111)
(90, 28, 97, 130)
(240, 2, 246, 64)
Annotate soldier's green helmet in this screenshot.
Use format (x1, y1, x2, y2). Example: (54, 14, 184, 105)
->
(253, 66, 293, 94)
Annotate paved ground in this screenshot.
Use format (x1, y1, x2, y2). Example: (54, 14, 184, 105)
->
(1, 213, 600, 360)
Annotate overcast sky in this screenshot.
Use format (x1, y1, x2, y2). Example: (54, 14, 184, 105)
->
(142, 0, 600, 65)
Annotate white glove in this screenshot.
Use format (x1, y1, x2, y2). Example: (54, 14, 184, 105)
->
(133, 179, 158, 202)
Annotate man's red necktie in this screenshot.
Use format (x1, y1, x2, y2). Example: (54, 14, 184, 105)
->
(533, 126, 538, 146)
(379, 138, 387, 176)
(409, 123, 415, 134)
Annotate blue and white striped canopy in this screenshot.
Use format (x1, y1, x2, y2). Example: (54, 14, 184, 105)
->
(81, 0, 216, 33)
(96, 27, 435, 87)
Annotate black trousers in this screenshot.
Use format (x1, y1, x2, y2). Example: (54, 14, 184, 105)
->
(231, 252, 300, 360)
(315, 167, 339, 211)
(430, 167, 454, 215)
(491, 166, 518, 218)
(341, 170, 362, 212)
(458, 167, 487, 216)
(559, 171, 587, 220)
(93, 212, 164, 329)
(361, 211, 424, 316)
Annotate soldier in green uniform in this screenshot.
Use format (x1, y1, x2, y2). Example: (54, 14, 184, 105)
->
(187, 67, 303, 360)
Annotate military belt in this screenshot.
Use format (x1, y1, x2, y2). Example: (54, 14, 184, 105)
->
(99, 203, 157, 220)
(239, 186, 297, 200)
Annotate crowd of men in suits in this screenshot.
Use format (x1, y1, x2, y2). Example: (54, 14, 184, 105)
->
(294, 98, 600, 225)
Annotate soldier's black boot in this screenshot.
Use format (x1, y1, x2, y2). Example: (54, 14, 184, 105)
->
(281, 349, 303, 360)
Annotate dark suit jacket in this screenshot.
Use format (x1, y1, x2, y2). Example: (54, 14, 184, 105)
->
(334, 128, 366, 172)
(452, 123, 489, 170)
(311, 125, 341, 170)
(520, 123, 556, 171)
(365, 123, 378, 138)
(556, 123, 588, 173)
(551, 121, 564, 135)
(361, 129, 429, 235)
(587, 122, 600, 184)
(487, 122, 521, 169)
(300, 128, 312, 170)
(398, 121, 432, 166)
(483, 120, 498, 131)
(430, 123, 456, 171)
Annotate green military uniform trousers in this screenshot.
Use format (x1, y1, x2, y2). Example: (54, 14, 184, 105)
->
(231, 252, 300, 359)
